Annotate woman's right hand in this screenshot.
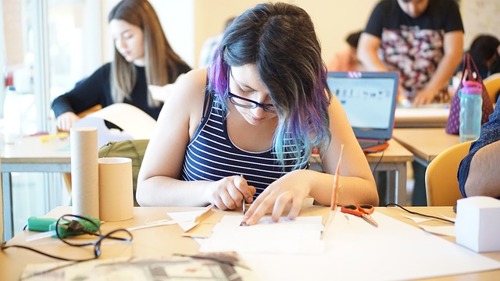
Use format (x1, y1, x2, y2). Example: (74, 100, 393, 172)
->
(56, 112, 80, 131)
(205, 175, 256, 210)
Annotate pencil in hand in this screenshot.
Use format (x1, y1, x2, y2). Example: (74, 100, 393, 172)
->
(240, 174, 249, 226)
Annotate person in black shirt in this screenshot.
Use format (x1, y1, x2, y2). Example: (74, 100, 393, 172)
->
(358, 0, 464, 105)
(51, 0, 191, 131)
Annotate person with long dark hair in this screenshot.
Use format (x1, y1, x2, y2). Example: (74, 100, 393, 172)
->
(137, 3, 378, 225)
(52, 0, 191, 131)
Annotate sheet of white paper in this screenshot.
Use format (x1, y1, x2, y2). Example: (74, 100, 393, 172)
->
(87, 103, 156, 139)
(73, 116, 133, 148)
(199, 216, 325, 254)
(238, 212, 500, 281)
(166, 205, 212, 232)
(167, 210, 203, 222)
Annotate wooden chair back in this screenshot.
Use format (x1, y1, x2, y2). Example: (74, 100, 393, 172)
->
(484, 73, 500, 106)
(425, 141, 472, 206)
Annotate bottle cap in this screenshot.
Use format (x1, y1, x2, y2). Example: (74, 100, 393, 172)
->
(461, 81, 482, 95)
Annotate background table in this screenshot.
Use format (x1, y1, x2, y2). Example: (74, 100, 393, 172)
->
(393, 128, 460, 166)
(1, 136, 70, 240)
(394, 106, 449, 128)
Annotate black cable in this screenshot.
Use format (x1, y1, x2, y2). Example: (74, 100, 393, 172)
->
(56, 214, 132, 247)
(385, 203, 455, 224)
(1, 214, 133, 262)
(1, 239, 97, 262)
(371, 150, 385, 175)
(1, 242, 94, 262)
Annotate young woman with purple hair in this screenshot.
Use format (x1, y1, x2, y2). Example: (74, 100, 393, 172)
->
(137, 2, 378, 225)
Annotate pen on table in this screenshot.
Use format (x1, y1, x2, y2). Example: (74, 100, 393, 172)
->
(240, 203, 248, 226)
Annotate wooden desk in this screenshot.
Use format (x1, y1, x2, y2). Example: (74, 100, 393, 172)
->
(1, 136, 71, 240)
(395, 106, 449, 128)
(393, 128, 460, 166)
(311, 139, 413, 205)
(2, 137, 413, 240)
(0, 207, 199, 281)
(1, 206, 499, 280)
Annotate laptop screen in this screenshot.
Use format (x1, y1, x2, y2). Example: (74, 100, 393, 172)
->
(327, 71, 399, 140)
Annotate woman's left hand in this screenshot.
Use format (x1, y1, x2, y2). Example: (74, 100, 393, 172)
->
(241, 170, 313, 225)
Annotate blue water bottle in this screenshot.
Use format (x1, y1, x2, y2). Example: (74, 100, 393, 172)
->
(459, 81, 482, 142)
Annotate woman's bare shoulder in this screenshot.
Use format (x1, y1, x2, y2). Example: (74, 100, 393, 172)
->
(162, 69, 205, 110)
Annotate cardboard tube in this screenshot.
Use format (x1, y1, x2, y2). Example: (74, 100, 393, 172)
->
(71, 127, 99, 218)
(98, 157, 133, 222)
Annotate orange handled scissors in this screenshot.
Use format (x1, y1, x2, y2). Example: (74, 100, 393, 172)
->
(341, 204, 378, 227)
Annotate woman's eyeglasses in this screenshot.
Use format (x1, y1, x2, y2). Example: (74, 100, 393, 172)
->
(226, 69, 277, 114)
(227, 92, 276, 113)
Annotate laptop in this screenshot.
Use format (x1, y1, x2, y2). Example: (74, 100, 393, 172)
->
(327, 71, 399, 153)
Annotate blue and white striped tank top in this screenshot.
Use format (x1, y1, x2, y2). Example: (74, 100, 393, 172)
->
(180, 92, 309, 197)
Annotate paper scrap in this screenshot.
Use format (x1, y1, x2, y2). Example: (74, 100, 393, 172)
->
(419, 225, 455, 237)
(166, 205, 214, 232)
